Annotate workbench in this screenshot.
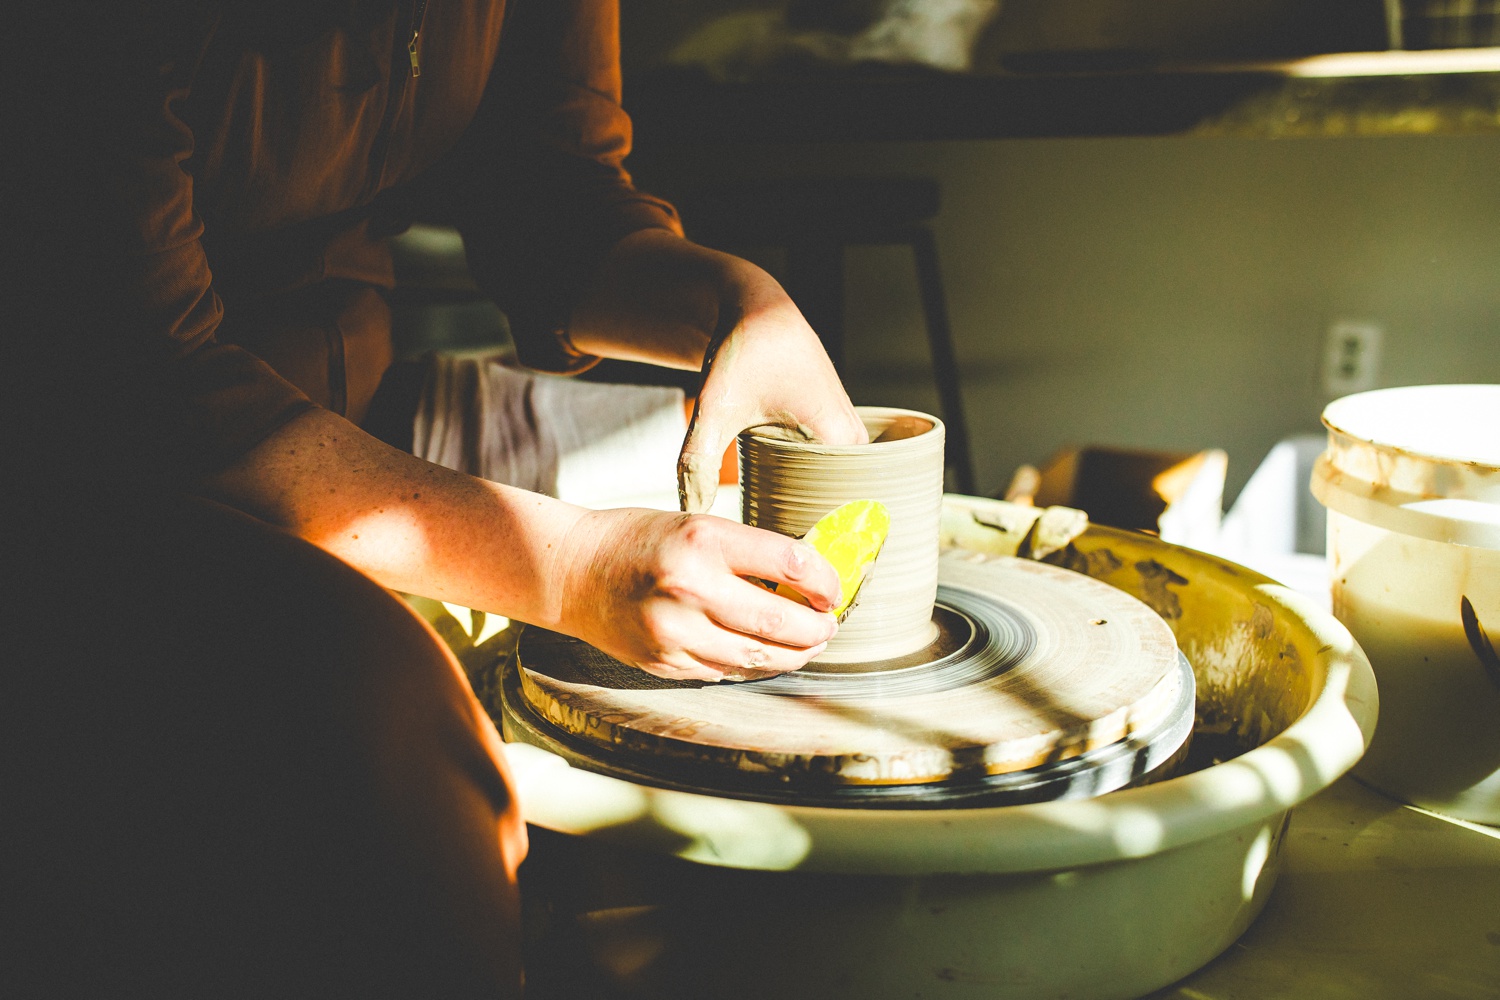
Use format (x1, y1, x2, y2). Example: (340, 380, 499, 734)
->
(1147, 775, 1500, 999)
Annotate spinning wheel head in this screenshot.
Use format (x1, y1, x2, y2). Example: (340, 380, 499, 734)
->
(505, 552, 1194, 808)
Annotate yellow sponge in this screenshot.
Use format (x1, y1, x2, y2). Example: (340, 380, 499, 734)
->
(777, 500, 890, 622)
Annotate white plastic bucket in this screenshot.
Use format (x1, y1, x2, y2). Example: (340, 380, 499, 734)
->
(1310, 384, 1500, 824)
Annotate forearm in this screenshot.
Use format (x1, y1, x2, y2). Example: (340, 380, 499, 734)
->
(197, 405, 842, 681)
(199, 408, 587, 629)
(566, 228, 755, 371)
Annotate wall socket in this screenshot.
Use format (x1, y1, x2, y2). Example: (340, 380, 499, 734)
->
(1322, 320, 1383, 397)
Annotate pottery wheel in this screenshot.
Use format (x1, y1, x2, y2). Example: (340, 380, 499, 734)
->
(505, 550, 1193, 807)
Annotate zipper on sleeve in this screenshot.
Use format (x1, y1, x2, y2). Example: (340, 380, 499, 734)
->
(407, 0, 430, 77)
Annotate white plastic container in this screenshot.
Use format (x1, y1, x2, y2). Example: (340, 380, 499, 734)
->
(1311, 384, 1500, 824)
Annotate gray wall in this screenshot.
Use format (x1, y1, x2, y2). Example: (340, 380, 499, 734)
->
(629, 135, 1500, 502)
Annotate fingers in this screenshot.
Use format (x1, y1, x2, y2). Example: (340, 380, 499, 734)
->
(630, 624, 831, 683)
(677, 630, 831, 680)
(566, 509, 844, 685)
(631, 656, 740, 684)
(680, 284, 868, 511)
(799, 400, 870, 447)
(706, 575, 838, 649)
(627, 524, 840, 681)
(716, 522, 843, 613)
(627, 517, 838, 681)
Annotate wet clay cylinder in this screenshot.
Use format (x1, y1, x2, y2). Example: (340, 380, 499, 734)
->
(740, 406, 944, 663)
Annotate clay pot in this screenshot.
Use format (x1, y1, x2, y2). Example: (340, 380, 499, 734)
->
(739, 406, 944, 662)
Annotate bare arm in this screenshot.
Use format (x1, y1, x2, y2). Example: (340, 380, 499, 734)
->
(205, 408, 580, 626)
(200, 230, 865, 681)
(202, 407, 842, 681)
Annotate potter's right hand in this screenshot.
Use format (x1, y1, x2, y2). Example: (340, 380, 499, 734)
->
(555, 507, 842, 682)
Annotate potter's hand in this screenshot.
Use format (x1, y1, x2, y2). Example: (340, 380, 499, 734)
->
(557, 507, 841, 682)
(679, 267, 867, 513)
(565, 230, 866, 513)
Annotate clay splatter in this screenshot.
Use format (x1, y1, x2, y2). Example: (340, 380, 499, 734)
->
(1136, 560, 1188, 621)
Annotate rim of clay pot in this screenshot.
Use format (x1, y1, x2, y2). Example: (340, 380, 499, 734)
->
(503, 522, 1378, 877)
(741, 405, 942, 457)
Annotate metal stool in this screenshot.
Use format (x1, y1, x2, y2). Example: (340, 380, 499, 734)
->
(682, 176, 975, 493)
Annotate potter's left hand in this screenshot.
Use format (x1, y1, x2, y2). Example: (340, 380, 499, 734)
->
(677, 261, 867, 513)
(567, 230, 867, 514)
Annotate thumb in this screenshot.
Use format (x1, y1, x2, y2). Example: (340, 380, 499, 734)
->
(677, 409, 730, 514)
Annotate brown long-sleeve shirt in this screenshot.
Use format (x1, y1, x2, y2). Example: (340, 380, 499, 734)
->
(5, 0, 681, 481)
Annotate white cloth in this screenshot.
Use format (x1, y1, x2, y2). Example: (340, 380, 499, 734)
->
(412, 351, 689, 511)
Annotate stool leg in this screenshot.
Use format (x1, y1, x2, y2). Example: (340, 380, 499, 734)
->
(784, 237, 846, 369)
(907, 227, 976, 495)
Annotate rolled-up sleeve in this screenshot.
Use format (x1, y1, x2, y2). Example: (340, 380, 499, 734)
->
(7, 6, 315, 482)
(429, 0, 683, 374)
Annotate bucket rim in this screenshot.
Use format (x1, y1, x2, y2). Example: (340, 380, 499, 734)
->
(1321, 384, 1500, 471)
(1311, 454, 1500, 550)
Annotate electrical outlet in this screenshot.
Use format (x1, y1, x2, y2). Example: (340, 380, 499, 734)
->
(1322, 320, 1382, 397)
